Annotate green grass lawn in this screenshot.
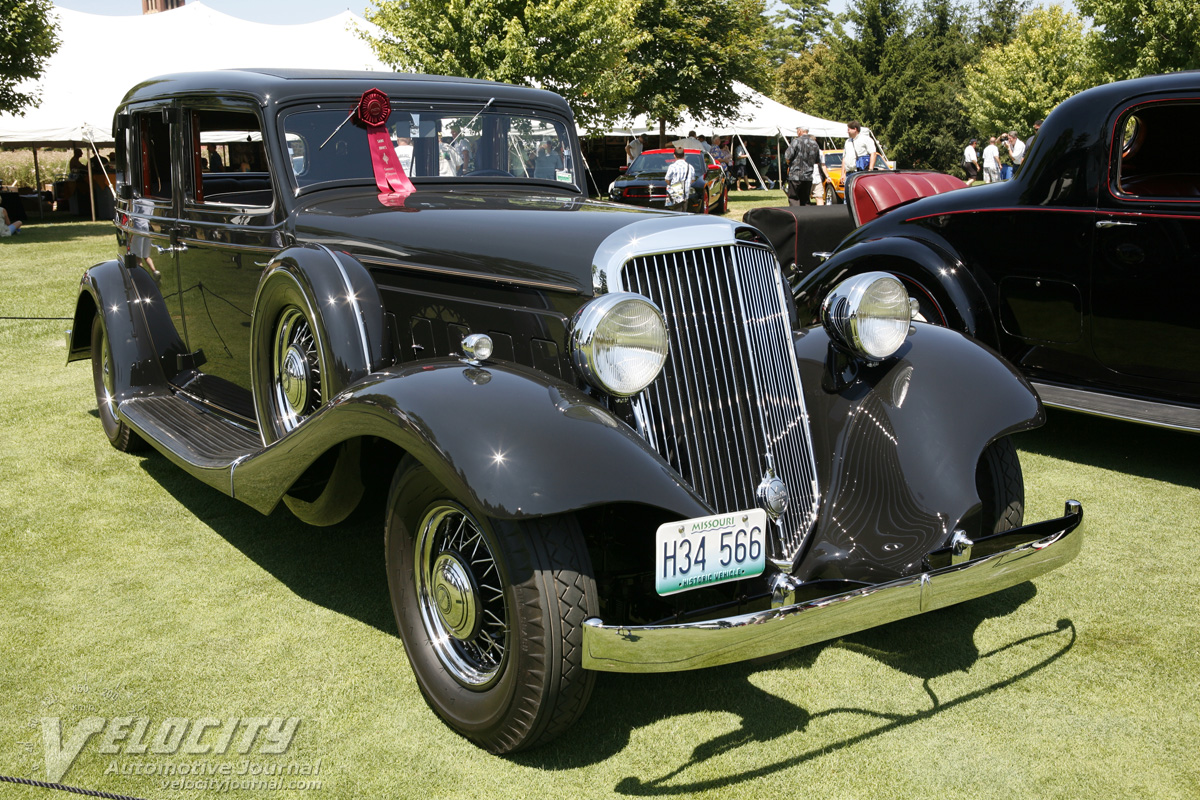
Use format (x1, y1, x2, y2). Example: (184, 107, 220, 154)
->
(1, 219, 1197, 800)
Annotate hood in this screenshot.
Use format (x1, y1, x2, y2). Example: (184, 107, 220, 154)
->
(290, 188, 739, 295)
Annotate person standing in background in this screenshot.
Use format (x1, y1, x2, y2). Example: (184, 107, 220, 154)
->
(982, 136, 1000, 183)
(625, 133, 644, 165)
(963, 138, 979, 185)
(664, 146, 696, 212)
(784, 126, 821, 207)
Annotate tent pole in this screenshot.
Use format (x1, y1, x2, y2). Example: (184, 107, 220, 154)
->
(735, 133, 767, 191)
(32, 147, 44, 221)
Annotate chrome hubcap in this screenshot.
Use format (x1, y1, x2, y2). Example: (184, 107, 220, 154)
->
(430, 552, 481, 640)
(415, 504, 507, 688)
(280, 344, 311, 414)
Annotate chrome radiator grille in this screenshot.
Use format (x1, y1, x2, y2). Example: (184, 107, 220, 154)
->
(623, 243, 820, 562)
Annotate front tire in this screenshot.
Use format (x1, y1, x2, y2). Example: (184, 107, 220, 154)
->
(825, 183, 839, 205)
(90, 315, 143, 452)
(385, 459, 598, 753)
(976, 437, 1024, 533)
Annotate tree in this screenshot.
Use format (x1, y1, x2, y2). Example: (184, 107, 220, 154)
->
(972, 0, 1029, 50)
(0, 0, 60, 116)
(774, 44, 836, 111)
(962, 5, 1093, 136)
(806, 0, 909, 128)
(881, 0, 975, 170)
(764, 0, 834, 68)
(362, 0, 643, 129)
(627, 0, 771, 137)
(1077, 0, 1200, 81)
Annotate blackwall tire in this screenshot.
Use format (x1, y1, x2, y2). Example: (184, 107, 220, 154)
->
(719, 186, 729, 214)
(90, 314, 143, 452)
(825, 184, 838, 205)
(385, 458, 598, 753)
(977, 437, 1024, 533)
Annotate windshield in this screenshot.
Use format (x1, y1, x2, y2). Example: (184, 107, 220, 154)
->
(824, 152, 843, 169)
(627, 152, 705, 175)
(282, 104, 577, 190)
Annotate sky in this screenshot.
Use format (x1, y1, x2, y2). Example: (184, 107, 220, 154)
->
(52, 1, 368, 24)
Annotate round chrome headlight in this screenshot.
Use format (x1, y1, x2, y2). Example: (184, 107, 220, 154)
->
(821, 272, 912, 361)
(571, 293, 669, 397)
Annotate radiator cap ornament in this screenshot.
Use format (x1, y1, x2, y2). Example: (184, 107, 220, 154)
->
(756, 457, 790, 520)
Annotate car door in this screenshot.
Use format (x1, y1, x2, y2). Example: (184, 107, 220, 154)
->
(171, 102, 285, 425)
(1092, 97, 1200, 388)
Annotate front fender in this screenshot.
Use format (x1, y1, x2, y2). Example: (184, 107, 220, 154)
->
(795, 236, 999, 346)
(793, 322, 1043, 584)
(231, 359, 710, 522)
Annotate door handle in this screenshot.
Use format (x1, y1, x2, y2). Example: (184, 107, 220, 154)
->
(1095, 220, 1138, 229)
(153, 243, 188, 254)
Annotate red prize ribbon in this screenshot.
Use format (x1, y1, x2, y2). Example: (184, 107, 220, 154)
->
(356, 88, 415, 198)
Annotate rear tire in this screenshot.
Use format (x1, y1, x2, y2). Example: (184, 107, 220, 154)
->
(825, 183, 839, 205)
(385, 458, 598, 753)
(718, 186, 729, 214)
(90, 315, 143, 452)
(976, 437, 1024, 533)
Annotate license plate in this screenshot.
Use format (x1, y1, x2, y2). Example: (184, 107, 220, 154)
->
(655, 509, 768, 596)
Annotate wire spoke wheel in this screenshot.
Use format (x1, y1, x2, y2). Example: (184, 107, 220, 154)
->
(415, 503, 509, 687)
(386, 459, 598, 752)
(270, 306, 322, 433)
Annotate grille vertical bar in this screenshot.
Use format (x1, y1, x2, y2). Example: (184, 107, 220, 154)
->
(624, 244, 820, 561)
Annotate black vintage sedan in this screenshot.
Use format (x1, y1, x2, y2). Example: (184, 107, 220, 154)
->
(609, 147, 729, 213)
(792, 71, 1200, 433)
(68, 69, 1082, 754)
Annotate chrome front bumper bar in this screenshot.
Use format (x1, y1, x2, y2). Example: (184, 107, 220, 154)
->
(583, 501, 1083, 673)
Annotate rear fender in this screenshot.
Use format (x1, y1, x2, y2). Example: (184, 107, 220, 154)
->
(68, 259, 178, 399)
(231, 360, 711, 522)
(792, 322, 1042, 584)
(795, 236, 998, 346)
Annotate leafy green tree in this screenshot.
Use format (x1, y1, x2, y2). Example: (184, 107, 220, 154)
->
(764, 0, 833, 68)
(806, 0, 909, 129)
(0, 0, 60, 116)
(628, 0, 771, 136)
(1077, 0, 1200, 81)
(881, 0, 974, 169)
(774, 44, 836, 111)
(362, 0, 643, 129)
(962, 5, 1093, 136)
(972, 0, 1029, 50)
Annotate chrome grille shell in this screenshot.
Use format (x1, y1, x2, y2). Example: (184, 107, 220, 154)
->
(602, 230, 820, 563)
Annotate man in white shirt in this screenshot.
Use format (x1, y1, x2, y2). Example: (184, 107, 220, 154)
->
(963, 138, 979, 185)
(982, 136, 1000, 183)
(625, 134, 644, 165)
(664, 147, 696, 212)
(845, 121, 877, 173)
(1006, 131, 1026, 167)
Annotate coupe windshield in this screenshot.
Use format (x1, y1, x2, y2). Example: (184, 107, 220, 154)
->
(628, 152, 705, 175)
(283, 104, 576, 190)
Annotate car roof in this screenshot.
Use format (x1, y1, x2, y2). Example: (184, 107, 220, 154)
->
(116, 69, 574, 118)
(643, 148, 703, 155)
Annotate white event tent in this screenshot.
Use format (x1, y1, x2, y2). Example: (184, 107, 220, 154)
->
(0, 2, 389, 149)
(591, 82, 845, 141)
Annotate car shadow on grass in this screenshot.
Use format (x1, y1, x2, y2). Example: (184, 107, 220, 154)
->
(520, 585, 1076, 794)
(1018, 408, 1199, 488)
(137, 453, 397, 635)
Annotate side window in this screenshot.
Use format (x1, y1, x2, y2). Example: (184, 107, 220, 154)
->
(134, 111, 172, 201)
(1116, 101, 1200, 198)
(187, 108, 275, 208)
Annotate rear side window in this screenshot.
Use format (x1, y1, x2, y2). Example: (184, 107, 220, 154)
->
(1115, 101, 1200, 199)
(133, 111, 172, 201)
(186, 108, 275, 209)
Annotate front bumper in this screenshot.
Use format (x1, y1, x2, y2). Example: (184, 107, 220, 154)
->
(582, 501, 1083, 673)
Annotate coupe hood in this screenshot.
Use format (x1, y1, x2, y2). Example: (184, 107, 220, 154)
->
(290, 188, 740, 294)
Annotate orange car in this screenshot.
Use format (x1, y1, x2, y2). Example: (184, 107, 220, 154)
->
(820, 148, 894, 204)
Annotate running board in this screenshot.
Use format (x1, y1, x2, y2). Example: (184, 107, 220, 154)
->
(1030, 381, 1200, 433)
(119, 395, 262, 496)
